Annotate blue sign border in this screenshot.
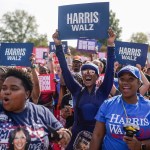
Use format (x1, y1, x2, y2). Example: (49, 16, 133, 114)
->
(58, 2, 109, 40)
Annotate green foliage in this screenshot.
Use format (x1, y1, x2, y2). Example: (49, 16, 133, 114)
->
(129, 32, 148, 44)
(27, 34, 48, 47)
(130, 32, 150, 52)
(69, 46, 91, 57)
(109, 10, 122, 40)
(0, 10, 38, 42)
(98, 10, 122, 46)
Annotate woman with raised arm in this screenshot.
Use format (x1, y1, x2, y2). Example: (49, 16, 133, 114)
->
(52, 28, 116, 149)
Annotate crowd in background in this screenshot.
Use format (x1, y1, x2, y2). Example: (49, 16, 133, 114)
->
(0, 30, 150, 149)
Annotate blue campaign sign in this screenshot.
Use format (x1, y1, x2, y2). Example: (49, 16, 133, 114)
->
(43, 52, 49, 59)
(58, 2, 109, 40)
(0, 43, 33, 67)
(115, 41, 148, 67)
(49, 41, 68, 54)
(77, 39, 97, 53)
(96, 42, 102, 52)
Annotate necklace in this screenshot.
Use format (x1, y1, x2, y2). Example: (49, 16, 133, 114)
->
(121, 96, 139, 123)
(121, 99, 129, 123)
(121, 98, 140, 131)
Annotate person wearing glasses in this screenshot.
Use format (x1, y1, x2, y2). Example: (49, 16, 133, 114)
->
(52, 28, 116, 150)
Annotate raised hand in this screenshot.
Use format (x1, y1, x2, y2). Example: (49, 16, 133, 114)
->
(107, 28, 116, 46)
(52, 30, 62, 46)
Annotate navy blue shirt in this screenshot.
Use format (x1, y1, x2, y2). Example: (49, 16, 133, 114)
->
(56, 45, 115, 149)
(0, 101, 63, 149)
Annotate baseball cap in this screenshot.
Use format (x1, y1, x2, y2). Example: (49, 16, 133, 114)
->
(117, 65, 142, 81)
(81, 62, 99, 75)
(73, 55, 82, 63)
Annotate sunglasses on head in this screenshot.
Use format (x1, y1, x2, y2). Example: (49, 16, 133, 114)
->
(82, 69, 96, 75)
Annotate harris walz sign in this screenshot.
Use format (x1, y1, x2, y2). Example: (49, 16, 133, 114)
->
(0, 43, 33, 67)
(58, 2, 109, 40)
(115, 41, 148, 67)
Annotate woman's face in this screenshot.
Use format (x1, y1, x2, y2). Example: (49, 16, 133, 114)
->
(118, 73, 140, 99)
(82, 69, 98, 87)
(13, 130, 27, 150)
(55, 64, 62, 75)
(1, 76, 29, 112)
(72, 61, 82, 72)
(79, 142, 89, 150)
(39, 66, 48, 74)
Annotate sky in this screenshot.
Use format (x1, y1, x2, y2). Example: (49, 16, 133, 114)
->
(0, 0, 150, 47)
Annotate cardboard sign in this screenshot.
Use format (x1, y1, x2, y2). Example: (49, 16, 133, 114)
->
(49, 41, 68, 54)
(0, 43, 33, 67)
(96, 42, 102, 52)
(38, 74, 55, 93)
(58, 2, 109, 40)
(115, 41, 148, 66)
(77, 39, 97, 53)
(98, 52, 106, 59)
(33, 47, 50, 64)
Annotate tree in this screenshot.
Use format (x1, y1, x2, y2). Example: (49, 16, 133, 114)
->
(98, 10, 122, 46)
(27, 34, 48, 47)
(109, 10, 122, 40)
(0, 10, 38, 42)
(130, 32, 149, 44)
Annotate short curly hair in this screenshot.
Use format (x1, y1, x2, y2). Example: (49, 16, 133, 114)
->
(5, 68, 33, 97)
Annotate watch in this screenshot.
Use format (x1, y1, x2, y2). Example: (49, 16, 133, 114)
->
(141, 143, 146, 150)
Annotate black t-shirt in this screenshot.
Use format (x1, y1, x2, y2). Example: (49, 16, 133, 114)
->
(145, 74, 150, 82)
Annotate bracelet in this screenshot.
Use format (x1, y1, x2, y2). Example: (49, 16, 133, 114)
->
(107, 43, 115, 47)
(64, 129, 72, 138)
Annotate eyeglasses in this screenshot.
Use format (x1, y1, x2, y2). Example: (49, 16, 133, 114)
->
(82, 69, 95, 75)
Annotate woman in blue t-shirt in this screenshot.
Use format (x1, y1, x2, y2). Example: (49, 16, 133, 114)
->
(90, 65, 150, 150)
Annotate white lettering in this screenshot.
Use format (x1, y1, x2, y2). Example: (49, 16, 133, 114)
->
(110, 114, 149, 126)
(78, 13, 84, 24)
(119, 47, 141, 57)
(5, 48, 26, 56)
(109, 123, 123, 134)
(110, 114, 120, 123)
(51, 45, 56, 51)
(67, 12, 99, 24)
(122, 55, 137, 61)
(71, 24, 94, 31)
(7, 56, 21, 61)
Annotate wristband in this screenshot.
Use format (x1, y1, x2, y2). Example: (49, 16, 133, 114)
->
(107, 43, 115, 47)
(64, 129, 72, 138)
